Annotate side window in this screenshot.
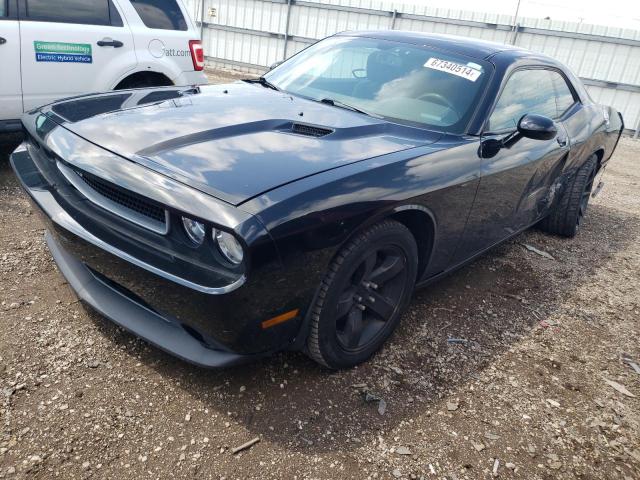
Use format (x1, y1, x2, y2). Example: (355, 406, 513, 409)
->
(129, 0, 187, 31)
(550, 71, 576, 117)
(0, 1, 6, 17)
(488, 69, 557, 132)
(23, 0, 120, 26)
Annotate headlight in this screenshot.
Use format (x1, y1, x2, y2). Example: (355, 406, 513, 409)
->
(214, 229, 244, 264)
(182, 217, 205, 245)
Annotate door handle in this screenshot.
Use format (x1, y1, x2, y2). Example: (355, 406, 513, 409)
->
(0, 37, 6, 45)
(97, 39, 123, 48)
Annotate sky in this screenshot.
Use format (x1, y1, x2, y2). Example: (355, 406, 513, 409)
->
(419, 0, 640, 30)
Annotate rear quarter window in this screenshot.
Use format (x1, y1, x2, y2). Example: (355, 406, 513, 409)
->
(130, 0, 187, 31)
(550, 71, 576, 116)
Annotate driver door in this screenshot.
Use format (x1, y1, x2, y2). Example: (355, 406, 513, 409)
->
(453, 68, 570, 261)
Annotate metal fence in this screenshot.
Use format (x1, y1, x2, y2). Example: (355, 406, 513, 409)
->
(184, 0, 640, 136)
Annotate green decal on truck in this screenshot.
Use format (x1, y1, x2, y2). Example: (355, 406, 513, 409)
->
(34, 41, 93, 64)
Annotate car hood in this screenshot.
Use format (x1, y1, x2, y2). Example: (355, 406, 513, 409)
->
(46, 83, 440, 205)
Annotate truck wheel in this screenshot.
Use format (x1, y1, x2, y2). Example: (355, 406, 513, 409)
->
(306, 220, 418, 369)
(540, 154, 598, 237)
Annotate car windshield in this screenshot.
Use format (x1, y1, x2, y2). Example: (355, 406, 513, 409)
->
(265, 36, 491, 133)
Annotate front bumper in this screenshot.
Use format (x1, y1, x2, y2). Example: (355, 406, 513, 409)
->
(45, 230, 252, 368)
(11, 137, 312, 366)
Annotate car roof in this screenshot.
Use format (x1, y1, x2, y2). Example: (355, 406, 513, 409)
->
(338, 30, 538, 61)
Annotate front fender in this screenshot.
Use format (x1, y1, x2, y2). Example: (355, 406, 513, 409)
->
(241, 136, 481, 291)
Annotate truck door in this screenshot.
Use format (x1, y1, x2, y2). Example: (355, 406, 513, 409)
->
(18, 0, 137, 111)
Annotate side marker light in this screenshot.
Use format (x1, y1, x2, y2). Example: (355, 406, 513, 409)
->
(261, 309, 300, 329)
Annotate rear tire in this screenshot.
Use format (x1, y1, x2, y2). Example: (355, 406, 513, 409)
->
(539, 154, 598, 238)
(306, 220, 418, 369)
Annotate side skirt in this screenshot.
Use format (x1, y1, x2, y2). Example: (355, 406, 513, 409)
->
(291, 219, 546, 352)
(415, 219, 544, 290)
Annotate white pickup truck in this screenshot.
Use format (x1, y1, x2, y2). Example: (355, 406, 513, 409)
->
(0, 0, 207, 134)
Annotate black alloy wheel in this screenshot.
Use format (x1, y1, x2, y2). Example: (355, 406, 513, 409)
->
(306, 220, 418, 369)
(334, 245, 409, 352)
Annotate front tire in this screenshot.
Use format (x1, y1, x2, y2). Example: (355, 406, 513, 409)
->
(306, 220, 418, 369)
(540, 154, 598, 237)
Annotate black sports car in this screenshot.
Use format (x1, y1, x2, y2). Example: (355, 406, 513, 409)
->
(11, 31, 624, 369)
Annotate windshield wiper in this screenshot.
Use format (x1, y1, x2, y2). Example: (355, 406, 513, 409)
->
(318, 98, 377, 117)
(243, 76, 280, 91)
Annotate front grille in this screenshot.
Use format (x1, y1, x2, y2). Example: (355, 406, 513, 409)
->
(79, 173, 166, 224)
(56, 160, 169, 235)
(291, 123, 333, 137)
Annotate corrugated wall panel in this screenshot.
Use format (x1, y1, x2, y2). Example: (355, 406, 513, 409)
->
(302, 0, 640, 41)
(202, 27, 284, 68)
(290, 4, 391, 38)
(289, 39, 313, 56)
(585, 86, 640, 132)
(392, 17, 512, 44)
(207, 0, 287, 33)
(514, 33, 640, 85)
(520, 16, 640, 41)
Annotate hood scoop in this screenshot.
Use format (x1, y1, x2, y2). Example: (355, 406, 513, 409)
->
(291, 123, 333, 138)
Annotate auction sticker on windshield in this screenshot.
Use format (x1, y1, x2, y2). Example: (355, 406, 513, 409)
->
(34, 41, 92, 64)
(424, 58, 482, 82)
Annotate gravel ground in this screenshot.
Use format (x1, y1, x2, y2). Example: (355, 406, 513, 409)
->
(0, 72, 639, 479)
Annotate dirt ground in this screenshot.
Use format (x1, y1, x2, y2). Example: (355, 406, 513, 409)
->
(0, 72, 639, 480)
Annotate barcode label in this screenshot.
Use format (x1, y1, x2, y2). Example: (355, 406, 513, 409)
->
(424, 58, 482, 82)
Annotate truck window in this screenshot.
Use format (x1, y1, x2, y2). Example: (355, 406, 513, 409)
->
(23, 0, 113, 26)
(129, 0, 187, 31)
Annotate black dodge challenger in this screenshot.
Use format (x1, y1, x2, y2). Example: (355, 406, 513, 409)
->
(11, 31, 623, 369)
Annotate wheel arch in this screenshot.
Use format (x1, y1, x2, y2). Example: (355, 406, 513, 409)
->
(113, 71, 174, 90)
(292, 202, 437, 352)
(338, 203, 437, 283)
(387, 205, 437, 282)
(591, 146, 606, 171)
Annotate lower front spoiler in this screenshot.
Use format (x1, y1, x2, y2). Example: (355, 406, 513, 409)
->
(46, 230, 259, 368)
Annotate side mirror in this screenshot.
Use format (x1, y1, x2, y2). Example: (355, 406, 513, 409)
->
(517, 114, 557, 141)
(268, 61, 283, 71)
